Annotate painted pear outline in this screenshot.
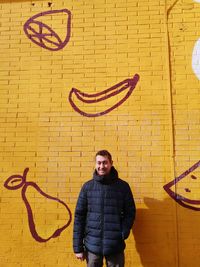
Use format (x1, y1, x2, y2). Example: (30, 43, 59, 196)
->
(4, 168, 72, 242)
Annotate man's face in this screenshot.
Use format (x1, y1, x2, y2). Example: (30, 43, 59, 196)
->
(95, 155, 113, 176)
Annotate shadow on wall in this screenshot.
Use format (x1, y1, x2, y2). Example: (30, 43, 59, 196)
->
(133, 197, 200, 267)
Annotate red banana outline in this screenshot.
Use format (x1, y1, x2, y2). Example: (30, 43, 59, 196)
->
(68, 73, 140, 117)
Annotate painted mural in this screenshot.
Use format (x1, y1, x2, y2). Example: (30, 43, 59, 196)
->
(68, 74, 140, 117)
(192, 38, 200, 80)
(0, 0, 200, 266)
(24, 9, 71, 51)
(4, 168, 72, 242)
(164, 0, 200, 212)
(163, 160, 200, 211)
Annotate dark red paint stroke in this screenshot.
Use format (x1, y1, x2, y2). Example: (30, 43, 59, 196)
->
(25, 21, 63, 46)
(163, 160, 200, 211)
(24, 9, 71, 51)
(68, 74, 140, 117)
(74, 82, 131, 103)
(4, 168, 72, 242)
(4, 169, 27, 190)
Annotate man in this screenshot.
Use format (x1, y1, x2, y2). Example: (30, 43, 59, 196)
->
(73, 150, 136, 267)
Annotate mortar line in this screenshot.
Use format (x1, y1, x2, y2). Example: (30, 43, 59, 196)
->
(164, 1, 180, 266)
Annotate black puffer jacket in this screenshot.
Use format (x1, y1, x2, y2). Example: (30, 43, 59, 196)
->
(73, 167, 136, 256)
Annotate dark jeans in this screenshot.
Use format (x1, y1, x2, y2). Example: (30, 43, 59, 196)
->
(86, 251, 125, 267)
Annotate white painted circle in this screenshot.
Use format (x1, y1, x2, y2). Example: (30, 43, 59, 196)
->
(192, 38, 200, 80)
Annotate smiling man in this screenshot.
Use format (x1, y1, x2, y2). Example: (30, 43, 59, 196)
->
(73, 150, 136, 267)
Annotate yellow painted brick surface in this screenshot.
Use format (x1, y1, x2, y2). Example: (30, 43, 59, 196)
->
(0, 0, 199, 266)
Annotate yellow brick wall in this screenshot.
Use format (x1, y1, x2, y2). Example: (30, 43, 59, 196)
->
(0, 0, 199, 266)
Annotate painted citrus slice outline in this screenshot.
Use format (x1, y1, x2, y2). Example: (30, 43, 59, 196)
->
(24, 9, 71, 51)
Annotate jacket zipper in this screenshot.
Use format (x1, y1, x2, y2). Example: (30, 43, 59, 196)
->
(101, 186, 105, 255)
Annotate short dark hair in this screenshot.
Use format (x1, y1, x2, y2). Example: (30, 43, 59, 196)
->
(95, 150, 112, 163)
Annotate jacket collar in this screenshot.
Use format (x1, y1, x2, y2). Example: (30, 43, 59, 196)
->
(93, 166, 118, 184)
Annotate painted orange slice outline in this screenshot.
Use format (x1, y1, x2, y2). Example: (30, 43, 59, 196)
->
(24, 9, 71, 51)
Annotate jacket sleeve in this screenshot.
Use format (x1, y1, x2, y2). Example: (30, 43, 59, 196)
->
(122, 184, 136, 240)
(73, 185, 87, 253)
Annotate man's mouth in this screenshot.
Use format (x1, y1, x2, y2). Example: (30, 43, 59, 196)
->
(98, 169, 106, 174)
